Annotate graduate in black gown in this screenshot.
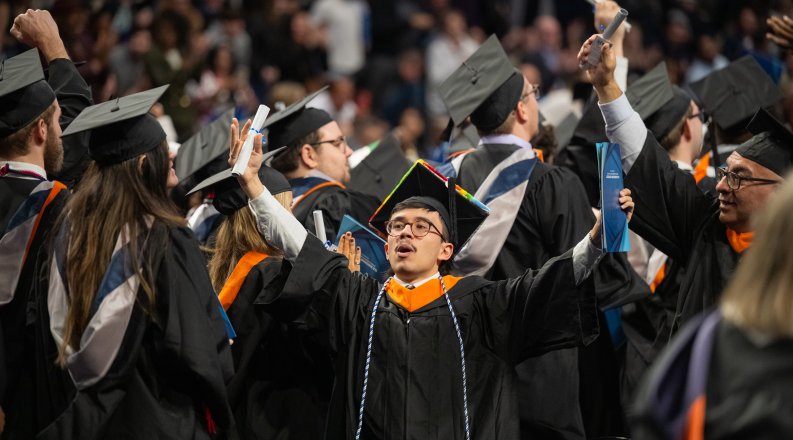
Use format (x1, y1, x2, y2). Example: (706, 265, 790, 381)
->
(228, 129, 635, 439)
(580, 34, 789, 339)
(189, 121, 330, 439)
(30, 87, 235, 440)
(0, 11, 92, 435)
(265, 88, 381, 240)
(632, 171, 793, 440)
(437, 34, 643, 439)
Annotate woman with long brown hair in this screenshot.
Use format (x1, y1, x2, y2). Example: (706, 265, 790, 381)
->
(36, 88, 235, 439)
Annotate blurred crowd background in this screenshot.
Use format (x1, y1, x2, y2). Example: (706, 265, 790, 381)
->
(2, 0, 792, 160)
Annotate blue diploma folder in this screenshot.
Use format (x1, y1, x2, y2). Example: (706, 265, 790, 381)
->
(596, 142, 630, 253)
(335, 215, 390, 282)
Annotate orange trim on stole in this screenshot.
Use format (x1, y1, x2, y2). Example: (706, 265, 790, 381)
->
(22, 181, 66, 265)
(683, 395, 706, 440)
(291, 181, 345, 208)
(725, 228, 753, 253)
(385, 275, 462, 312)
(218, 251, 268, 310)
(649, 263, 666, 294)
(532, 149, 545, 163)
(693, 153, 710, 184)
(447, 149, 475, 160)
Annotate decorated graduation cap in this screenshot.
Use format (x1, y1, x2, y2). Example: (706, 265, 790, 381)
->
(348, 132, 412, 200)
(690, 56, 780, 131)
(0, 49, 56, 139)
(438, 35, 524, 133)
(369, 160, 489, 250)
(263, 86, 332, 152)
(186, 147, 290, 215)
(174, 108, 235, 180)
(61, 85, 169, 166)
(735, 108, 793, 176)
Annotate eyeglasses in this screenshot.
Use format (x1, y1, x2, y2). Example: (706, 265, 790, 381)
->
(385, 219, 445, 239)
(520, 84, 541, 102)
(716, 166, 781, 190)
(688, 112, 707, 124)
(310, 135, 347, 148)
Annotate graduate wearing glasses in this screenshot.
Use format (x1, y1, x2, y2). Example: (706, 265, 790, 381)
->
(226, 124, 635, 439)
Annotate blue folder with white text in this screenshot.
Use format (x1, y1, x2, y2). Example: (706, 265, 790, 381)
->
(335, 215, 390, 282)
(597, 142, 630, 253)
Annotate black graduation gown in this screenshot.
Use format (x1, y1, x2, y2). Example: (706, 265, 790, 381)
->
(0, 178, 69, 408)
(631, 316, 793, 439)
(261, 235, 597, 440)
(225, 257, 331, 439)
(456, 143, 644, 439)
(290, 183, 381, 242)
(32, 224, 235, 440)
(624, 135, 741, 335)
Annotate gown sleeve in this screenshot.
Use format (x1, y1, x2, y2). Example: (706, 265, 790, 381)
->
(624, 136, 717, 264)
(46, 59, 93, 186)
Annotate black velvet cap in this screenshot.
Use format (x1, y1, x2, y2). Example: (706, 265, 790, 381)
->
(644, 86, 692, 140)
(61, 85, 169, 165)
(264, 86, 332, 151)
(186, 147, 290, 215)
(736, 108, 793, 176)
(348, 132, 412, 200)
(175, 108, 234, 180)
(0, 49, 56, 138)
(369, 160, 489, 250)
(438, 35, 524, 131)
(690, 56, 780, 131)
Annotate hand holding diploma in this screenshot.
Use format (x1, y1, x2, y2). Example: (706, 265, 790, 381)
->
(229, 117, 266, 199)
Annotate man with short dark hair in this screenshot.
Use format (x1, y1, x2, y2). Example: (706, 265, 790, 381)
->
(266, 88, 380, 240)
(0, 9, 92, 437)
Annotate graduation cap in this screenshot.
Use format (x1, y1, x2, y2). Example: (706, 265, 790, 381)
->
(61, 85, 169, 166)
(438, 35, 524, 133)
(186, 147, 290, 215)
(625, 62, 675, 121)
(450, 122, 481, 153)
(552, 111, 580, 150)
(735, 108, 793, 176)
(369, 160, 489, 251)
(174, 108, 234, 180)
(0, 49, 56, 139)
(690, 56, 780, 131)
(348, 132, 412, 200)
(263, 86, 332, 151)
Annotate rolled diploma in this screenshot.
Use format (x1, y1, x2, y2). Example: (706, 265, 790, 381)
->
(232, 104, 271, 177)
(313, 210, 327, 243)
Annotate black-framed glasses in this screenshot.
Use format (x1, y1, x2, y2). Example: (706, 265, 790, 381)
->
(310, 135, 346, 148)
(385, 219, 445, 239)
(716, 166, 781, 190)
(688, 112, 707, 123)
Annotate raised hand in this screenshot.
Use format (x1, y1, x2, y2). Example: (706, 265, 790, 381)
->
(337, 232, 362, 272)
(10, 9, 68, 61)
(767, 15, 793, 50)
(228, 118, 266, 199)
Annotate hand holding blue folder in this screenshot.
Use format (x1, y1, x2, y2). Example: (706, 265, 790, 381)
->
(596, 142, 630, 252)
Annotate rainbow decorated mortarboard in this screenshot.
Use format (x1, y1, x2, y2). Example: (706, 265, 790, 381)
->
(369, 160, 489, 250)
(61, 85, 169, 165)
(0, 49, 56, 139)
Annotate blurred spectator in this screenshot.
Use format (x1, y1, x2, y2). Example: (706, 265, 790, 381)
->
(686, 32, 730, 84)
(144, 9, 205, 140)
(206, 9, 252, 78)
(350, 115, 389, 149)
(426, 9, 479, 118)
(268, 81, 307, 109)
(380, 49, 426, 126)
(310, 75, 358, 136)
(393, 107, 425, 161)
(108, 26, 152, 96)
(311, 0, 368, 75)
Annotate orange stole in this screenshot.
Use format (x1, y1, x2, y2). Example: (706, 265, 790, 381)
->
(291, 181, 345, 208)
(23, 181, 66, 265)
(683, 395, 706, 440)
(693, 152, 710, 184)
(386, 275, 462, 312)
(649, 263, 666, 294)
(725, 228, 753, 253)
(532, 148, 545, 163)
(218, 251, 268, 310)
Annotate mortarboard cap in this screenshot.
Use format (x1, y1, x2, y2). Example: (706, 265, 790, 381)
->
(186, 147, 290, 215)
(348, 132, 412, 200)
(450, 123, 481, 153)
(438, 35, 524, 131)
(369, 160, 489, 251)
(61, 85, 169, 165)
(690, 56, 780, 131)
(625, 62, 676, 121)
(644, 86, 692, 141)
(264, 86, 333, 151)
(552, 111, 580, 150)
(175, 108, 234, 180)
(0, 49, 56, 139)
(735, 108, 793, 176)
